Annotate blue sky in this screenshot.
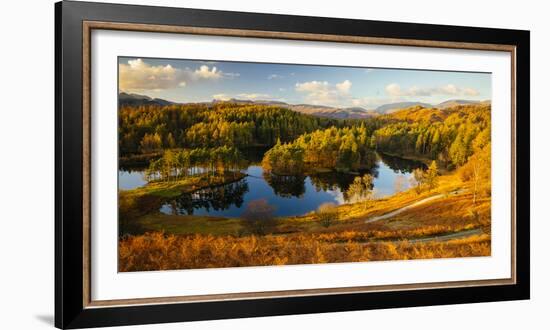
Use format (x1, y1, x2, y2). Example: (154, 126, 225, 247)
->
(119, 56, 491, 109)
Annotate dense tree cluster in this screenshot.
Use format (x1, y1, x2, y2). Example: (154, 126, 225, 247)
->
(373, 105, 491, 169)
(145, 146, 244, 182)
(119, 102, 349, 155)
(262, 125, 377, 174)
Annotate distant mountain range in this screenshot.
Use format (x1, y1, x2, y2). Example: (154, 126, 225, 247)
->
(119, 92, 489, 120)
(373, 100, 490, 113)
(374, 102, 434, 114)
(119, 92, 175, 107)
(212, 99, 377, 119)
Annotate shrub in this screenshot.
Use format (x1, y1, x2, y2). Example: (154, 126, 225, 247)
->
(241, 199, 277, 235)
(317, 202, 339, 227)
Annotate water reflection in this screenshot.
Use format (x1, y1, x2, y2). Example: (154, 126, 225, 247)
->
(263, 173, 306, 198)
(120, 153, 427, 217)
(377, 153, 427, 173)
(118, 168, 147, 190)
(161, 180, 249, 215)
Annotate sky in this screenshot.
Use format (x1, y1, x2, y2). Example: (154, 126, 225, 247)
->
(118, 56, 491, 109)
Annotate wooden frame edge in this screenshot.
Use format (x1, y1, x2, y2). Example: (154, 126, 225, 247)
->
(86, 278, 515, 308)
(84, 20, 516, 52)
(81, 20, 518, 309)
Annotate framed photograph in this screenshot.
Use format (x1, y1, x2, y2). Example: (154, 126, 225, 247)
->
(55, 1, 530, 328)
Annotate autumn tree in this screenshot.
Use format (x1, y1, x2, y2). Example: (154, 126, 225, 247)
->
(411, 168, 426, 194)
(146, 146, 244, 182)
(139, 132, 162, 153)
(345, 174, 374, 210)
(371, 104, 491, 169)
(262, 126, 376, 173)
(118, 102, 355, 156)
(460, 143, 491, 205)
(261, 140, 305, 175)
(425, 161, 439, 191)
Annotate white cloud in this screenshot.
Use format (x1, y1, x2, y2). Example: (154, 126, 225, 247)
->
(385, 83, 480, 97)
(194, 65, 223, 79)
(237, 93, 271, 100)
(212, 93, 231, 101)
(463, 87, 480, 96)
(295, 80, 353, 106)
(439, 84, 459, 95)
(119, 58, 188, 92)
(295, 80, 329, 93)
(193, 65, 240, 80)
(336, 80, 352, 94)
(268, 74, 284, 80)
(384, 83, 403, 97)
(119, 59, 242, 92)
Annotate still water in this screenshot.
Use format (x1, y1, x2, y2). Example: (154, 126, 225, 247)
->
(118, 153, 425, 217)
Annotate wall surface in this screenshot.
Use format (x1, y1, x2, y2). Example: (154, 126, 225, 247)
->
(0, 0, 546, 329)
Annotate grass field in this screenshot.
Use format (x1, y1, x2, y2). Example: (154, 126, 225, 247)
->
(119, 231, 490, 271)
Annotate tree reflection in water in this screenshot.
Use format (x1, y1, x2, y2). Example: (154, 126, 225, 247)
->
(377, 153, 427, 173)
(163, 180, 249, 215)
(262, 173, 306, 198)
(158, 153, 427, 217)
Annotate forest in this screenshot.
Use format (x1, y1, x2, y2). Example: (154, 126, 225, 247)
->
(372, 105, 491, 169)
(118, 103, 361, 155)
(262, 125, 377, 174)
(118, 101, 491, 271)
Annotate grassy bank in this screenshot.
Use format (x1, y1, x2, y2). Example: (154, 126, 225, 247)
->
(119, 172, 246, 235)
(119, 231, 490, 271)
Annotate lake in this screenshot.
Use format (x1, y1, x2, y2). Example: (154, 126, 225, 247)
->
(118, 153, 425, 217)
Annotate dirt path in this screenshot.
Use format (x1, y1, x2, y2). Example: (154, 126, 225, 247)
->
(364, 189, 466, 224)
(400, 228, 484, 244)
(331, 227, 484, 247)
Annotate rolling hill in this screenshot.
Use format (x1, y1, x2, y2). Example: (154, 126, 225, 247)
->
(119, 92, 176, 107)
(118, 93, 489, 120)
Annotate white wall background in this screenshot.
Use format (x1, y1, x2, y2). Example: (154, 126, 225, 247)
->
(0, 0, 546, 329)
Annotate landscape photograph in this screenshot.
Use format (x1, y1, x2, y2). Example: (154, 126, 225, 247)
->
(117, 57, 492, 272)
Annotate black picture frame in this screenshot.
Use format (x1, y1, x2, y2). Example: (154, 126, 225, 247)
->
(55, 1, 530, 328)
